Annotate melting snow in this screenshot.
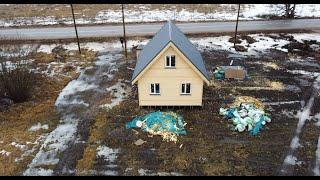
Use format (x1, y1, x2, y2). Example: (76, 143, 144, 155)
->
(138, 169, 182, 176)
(0, 150, 11, 156)
(191, 33, 320, 57)
(315, 113, 320, 127)
(96, 145, 120, 176)
(1, 4, 320, 27)
(55, 79, 97, 107)
(11, 142, 27, 151)
(290, 136, 302, 149)
(281, 75, 320, 174)
(314, 136, 320, 176)
(96, 146, 119, 164)
(284, 155, 303, 166)
(100, 80, 129, 109)
(287, 70, 320, 79)
(191, 34, 291, 57)
(24, 119, 78, 176)
(37, 44, 58, 53)
(29, 123, 49, 132)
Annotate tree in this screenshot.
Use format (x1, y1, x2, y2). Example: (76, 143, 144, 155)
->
(283, 4, 296, 19)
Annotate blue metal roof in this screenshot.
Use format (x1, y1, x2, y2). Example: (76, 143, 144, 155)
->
(131, 21, 209, 82)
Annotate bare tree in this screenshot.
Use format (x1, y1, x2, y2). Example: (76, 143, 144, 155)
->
(283, 4, 296, 19)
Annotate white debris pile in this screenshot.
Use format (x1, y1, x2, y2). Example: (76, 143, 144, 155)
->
(219, 96, 271, 135)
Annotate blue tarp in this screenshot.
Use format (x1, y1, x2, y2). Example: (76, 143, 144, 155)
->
(125, 111, 187, 136)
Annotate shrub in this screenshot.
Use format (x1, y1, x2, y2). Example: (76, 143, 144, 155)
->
(0, 60, 35, 103)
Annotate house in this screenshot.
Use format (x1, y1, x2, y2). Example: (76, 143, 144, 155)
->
(131, 21, 210, 107)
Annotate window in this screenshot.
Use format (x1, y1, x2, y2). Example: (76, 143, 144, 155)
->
(181, 83, 191, 95)
(165, 55, 176, 68)
(150, 83, 160, 95)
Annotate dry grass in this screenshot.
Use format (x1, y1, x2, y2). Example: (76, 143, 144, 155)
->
(0, 4, 230, 20)
(75, 110, 111, 175)
(0, 46, 95, 175)
(0, 75, 70, 175)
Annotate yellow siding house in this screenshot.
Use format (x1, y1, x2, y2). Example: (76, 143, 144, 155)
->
(131, 21, 210, 106)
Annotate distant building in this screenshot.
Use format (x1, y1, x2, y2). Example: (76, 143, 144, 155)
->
(131, 21, 210, 106)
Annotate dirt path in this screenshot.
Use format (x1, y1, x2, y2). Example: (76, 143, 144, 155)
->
(23, 51, 124, 176)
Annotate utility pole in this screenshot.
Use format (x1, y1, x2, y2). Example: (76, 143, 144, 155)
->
(122, 4, 127, 59)
(71, 4, 81, 55)
(234, 4, 240, 48)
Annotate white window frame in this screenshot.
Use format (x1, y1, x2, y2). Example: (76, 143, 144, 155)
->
(181, 82, 191, 95)
(165, 55, 176, 68)
(150, 83, 160, 95)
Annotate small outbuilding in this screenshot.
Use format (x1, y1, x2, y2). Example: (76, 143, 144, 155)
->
(131, 21, 210, 107)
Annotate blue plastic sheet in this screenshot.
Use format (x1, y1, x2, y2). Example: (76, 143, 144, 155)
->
(125, 111, 187, 135)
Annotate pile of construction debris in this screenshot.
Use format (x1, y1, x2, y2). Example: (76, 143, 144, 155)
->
(219, 96, 271, 135)
(125, 111, 187, 143)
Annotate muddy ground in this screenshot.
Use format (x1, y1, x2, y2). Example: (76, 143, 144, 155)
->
(82, 34, 320, 176)
(1, 32, 319, 176)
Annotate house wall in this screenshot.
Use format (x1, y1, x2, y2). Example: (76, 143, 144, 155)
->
(137, 44, 204, 106)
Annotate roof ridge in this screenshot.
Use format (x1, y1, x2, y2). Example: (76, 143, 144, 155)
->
(168, 21, 172, 40)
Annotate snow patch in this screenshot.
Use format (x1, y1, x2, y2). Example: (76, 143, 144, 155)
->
(99, 80, 129, 109)
(284, 155, 302, 166)
(287, 70, 320, 79)
(55, 79, 97, 107)
(24, 168, 54, 176)
(264, 101, 301, 106)
(37, 44, 58, 54)
(29, 123, 49, 132)
(24, 117, 79, 176)
(0, 150, 11, 156)
(1, 5, 320, 28)
(314, 136, 320, 176)
(96, 145, 119, 164)
(315, 113, 320, 127)
(138, 169, 182, 176)
(290, 136, 302, 149)
(11, 142, 27, 150)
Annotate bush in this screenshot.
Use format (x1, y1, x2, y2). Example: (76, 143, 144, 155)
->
(0, 60, 35, 103)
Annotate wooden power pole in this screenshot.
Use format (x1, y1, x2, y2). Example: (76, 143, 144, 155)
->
(234, 4, 241, 48)
(71, 4, 81, 55)
(121, 4, 127, 59)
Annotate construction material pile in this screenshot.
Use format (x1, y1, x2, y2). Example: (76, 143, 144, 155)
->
(214, 67, 225, 80)
(125, 111, 187, 143)
(219, 96, 271, 136)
